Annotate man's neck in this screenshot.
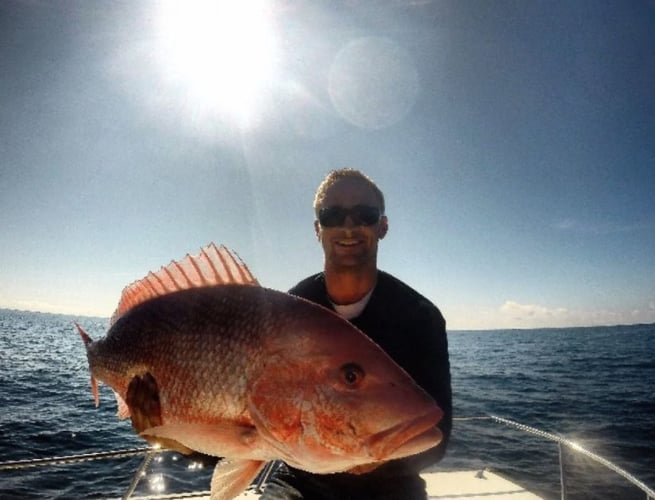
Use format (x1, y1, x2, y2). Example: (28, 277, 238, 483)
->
(323, 265, 378, 305)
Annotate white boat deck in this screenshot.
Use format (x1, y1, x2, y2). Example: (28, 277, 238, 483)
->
(425, 470, 542, 499)
(132, 469, 543, 499)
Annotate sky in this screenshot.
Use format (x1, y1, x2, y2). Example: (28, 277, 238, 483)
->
(1, 0, 654, 330)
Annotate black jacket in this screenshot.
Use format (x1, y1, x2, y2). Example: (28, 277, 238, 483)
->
(262, 271, 452, 499)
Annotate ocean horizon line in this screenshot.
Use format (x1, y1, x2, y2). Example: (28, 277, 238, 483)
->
(2, 307, 653, 334)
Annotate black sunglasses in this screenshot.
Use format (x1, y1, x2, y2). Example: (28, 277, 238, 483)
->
(318, 205, 381, 227)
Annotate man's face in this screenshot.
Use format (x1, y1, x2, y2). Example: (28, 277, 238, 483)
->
(315, 177, 388, 270)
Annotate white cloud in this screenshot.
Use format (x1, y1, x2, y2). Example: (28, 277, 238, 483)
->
(552, 218, 646, 235)
(497, 300, 654, 329)
(0, 298, 62, 314)
(0, 296, 109, 318)
(444, 300, 655, 330)
(500, 300, 568, 319)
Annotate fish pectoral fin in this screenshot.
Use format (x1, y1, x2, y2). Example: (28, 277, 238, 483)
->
(210, 459, 265, 500)
(141, 422, 264, 458)
(123, 372, 192, 455)
(126, 373, 160, 427)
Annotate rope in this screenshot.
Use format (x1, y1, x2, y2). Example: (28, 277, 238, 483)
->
(1, 416, 653, 499)
(457, 414, 655, 499)
(0, 447, 152, 470)
(123, 449, 157, 500)
(253, 460, 281, 493)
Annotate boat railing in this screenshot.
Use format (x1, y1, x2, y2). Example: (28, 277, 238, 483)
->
(455, 415, 654, 500)
(1, 415, 653, 499)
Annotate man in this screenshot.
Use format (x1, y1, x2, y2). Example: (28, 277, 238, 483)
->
(262, 168, 452, 500)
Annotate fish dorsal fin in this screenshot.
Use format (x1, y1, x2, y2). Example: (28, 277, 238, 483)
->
(110, 243, 259, 325)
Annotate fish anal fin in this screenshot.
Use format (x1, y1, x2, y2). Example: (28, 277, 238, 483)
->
(210, 459, 265, 500)
(110, 243, 259, 325)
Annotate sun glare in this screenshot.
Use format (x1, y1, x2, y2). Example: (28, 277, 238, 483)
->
(156, 0, 278, 127)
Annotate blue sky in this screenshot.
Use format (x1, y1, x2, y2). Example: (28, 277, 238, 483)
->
(1, 0, 654, 330)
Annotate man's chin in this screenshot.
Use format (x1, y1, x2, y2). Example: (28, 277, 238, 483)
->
(331, 255, 369, 269)
(332, 244, 368, 258)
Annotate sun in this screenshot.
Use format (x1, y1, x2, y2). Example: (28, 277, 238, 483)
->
(156, 0, 278, 128)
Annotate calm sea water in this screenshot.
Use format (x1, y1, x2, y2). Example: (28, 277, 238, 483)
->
(1, 309, 653, 499)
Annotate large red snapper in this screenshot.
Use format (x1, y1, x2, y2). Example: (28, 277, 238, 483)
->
(76, 243, 443, 499)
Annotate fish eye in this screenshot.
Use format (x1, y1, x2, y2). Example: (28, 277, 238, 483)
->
(339, 363, 365, 388)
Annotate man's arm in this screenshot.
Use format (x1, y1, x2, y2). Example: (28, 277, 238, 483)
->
(392, 301, 452, 472)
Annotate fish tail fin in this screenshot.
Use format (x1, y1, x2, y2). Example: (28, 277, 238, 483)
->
(74, 322, 100, 407)
(91, 376, 100, 407)
(74, 322, 93, 347)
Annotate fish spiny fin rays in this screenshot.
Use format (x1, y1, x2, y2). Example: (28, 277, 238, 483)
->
(210, 459, 265, 500)
(110, 243, 259, 325)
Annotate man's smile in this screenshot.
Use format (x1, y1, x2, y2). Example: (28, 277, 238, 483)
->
(336, 238, 361, 247)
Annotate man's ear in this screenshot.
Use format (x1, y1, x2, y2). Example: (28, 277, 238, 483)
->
(378, 215, 389, 239)
(314, 219, 321, 241)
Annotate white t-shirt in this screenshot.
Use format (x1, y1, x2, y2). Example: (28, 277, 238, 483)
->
(330, 287, 375, 320)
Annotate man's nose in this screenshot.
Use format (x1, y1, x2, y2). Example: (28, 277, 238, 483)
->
(343, 214, 357, 228)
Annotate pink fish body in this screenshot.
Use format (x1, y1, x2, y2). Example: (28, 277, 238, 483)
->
(77, 243, 442, 499)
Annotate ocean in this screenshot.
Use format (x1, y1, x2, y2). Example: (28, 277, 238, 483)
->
(0, 309, 653, 499)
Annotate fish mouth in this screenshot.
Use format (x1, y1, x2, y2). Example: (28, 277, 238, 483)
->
(366, 407, 443, 461)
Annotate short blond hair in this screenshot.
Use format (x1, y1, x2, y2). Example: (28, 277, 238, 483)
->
(313, 168, 385, 216)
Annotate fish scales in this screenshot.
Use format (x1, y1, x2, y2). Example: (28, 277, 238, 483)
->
(77, 243, 443, 500)
(90, 285, 296, 423)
